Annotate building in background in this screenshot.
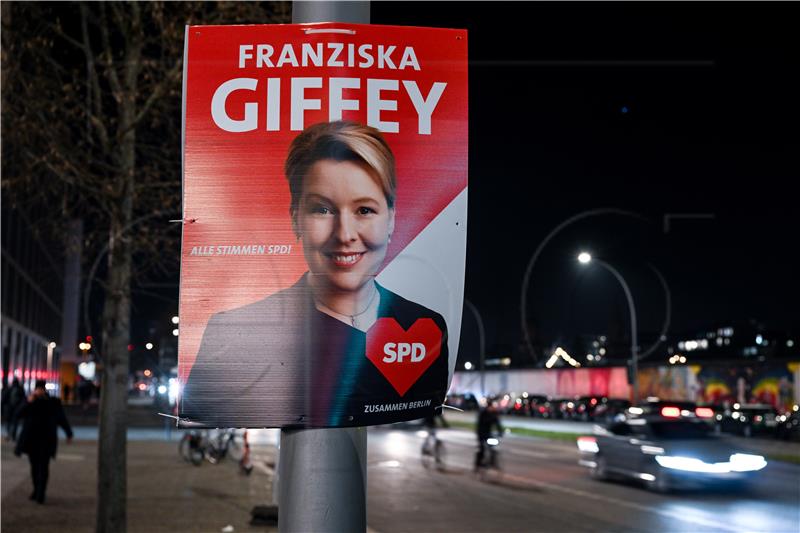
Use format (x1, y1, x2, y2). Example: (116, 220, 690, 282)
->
(1, 203, 81, 399)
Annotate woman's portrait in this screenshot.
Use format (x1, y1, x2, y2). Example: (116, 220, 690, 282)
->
(181, 121, 449, 428)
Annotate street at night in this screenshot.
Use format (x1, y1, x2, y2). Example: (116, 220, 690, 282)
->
(366, 423, 800, 533)
(2, 410, 798, 532)
(2, 1, 799, 532)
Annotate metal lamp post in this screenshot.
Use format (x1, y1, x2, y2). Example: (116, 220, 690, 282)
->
(277, 4, 371, 533)
(464, 299, 486, 398)
(578, 252, 640, 404)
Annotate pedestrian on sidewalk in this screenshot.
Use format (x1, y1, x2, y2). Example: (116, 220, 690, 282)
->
(14, 379, 73, 504)
(3, 377, 26, 441)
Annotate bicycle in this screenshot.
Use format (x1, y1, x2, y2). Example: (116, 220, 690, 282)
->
(179, 430, 207, 466)
(420, 430, 445, 470)
(204, 428, 245, 464)
(475, 435, 502, 482)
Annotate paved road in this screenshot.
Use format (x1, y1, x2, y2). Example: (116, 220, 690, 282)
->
(365, 426, 800, 533)
(4, 406, 797, 532)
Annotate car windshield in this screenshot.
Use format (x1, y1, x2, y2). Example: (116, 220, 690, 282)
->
(649, 421, 712, 439)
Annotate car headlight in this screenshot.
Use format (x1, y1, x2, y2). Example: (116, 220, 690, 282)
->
(729, 453, 767, 472)
(576, 436, 599, 453)
(655, 453, 767, 473)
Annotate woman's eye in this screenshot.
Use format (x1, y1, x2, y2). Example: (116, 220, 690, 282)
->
(357, 206, 376, 216)
(311, 205, 332, 215)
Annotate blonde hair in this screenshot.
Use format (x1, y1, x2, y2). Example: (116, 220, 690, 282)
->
(285, 121, 397, 211)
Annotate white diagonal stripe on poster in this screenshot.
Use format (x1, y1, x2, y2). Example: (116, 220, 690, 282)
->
(378, 187, 468, 384)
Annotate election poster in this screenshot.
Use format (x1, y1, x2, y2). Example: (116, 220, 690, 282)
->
(178, 23, 468, 428)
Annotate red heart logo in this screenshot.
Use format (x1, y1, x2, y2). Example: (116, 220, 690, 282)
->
(366, 318, 443, 397)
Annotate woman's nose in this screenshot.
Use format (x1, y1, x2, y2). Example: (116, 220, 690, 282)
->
(335, 213, 358, 242)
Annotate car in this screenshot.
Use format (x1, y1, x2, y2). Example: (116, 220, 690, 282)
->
(626, 399, 717, 422)
(628, 399, 698, 418)
(445, 393, 479, 411)
(577, 416, 767, 492)
(547, 397, 573, 419)
(776, 408, 800, 441)
(716, 403, 780, 437)
(526, 394, 549, 418)
(592, 398, 631, 423)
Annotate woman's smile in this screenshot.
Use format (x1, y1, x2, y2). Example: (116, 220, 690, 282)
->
(326, 251, 365, 268)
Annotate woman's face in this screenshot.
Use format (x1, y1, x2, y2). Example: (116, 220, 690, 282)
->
(295, 159, 395, 294)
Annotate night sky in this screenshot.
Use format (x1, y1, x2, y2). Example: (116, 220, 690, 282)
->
(371, 2, 799, 362)
(133, 3, 799, 365)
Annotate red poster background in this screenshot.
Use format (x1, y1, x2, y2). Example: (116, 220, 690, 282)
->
(179, 23, 468, 384)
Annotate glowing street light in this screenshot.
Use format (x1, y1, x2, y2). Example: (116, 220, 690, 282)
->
(145, 342, 154, 350)
(172, 328, 179, 337)
(578, 252, 592, 264)
(464, 361, 473, 370)
(171, 316, 180, 325)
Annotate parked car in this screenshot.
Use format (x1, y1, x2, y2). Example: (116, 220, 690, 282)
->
(526, 395, 550, 418)
(776, 409, 800, 441)
(592, 398, 631, 423)
(577, 416, 768, 492)
(445, 393, 479, 411)
(551, 397, 577, 419)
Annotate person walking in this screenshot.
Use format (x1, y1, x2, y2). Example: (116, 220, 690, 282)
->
(3, 378, 26, 440)
(14, 379, 73, 504)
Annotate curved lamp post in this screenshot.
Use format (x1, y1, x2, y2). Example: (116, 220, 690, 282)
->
(464, 299, 486, 398)
(520, 209, 647, 363)
(578, 252, 640, 404)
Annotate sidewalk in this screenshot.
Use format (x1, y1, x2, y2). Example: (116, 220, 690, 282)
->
(1, 434, 279, 533)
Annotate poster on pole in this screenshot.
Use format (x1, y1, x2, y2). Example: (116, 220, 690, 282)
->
(178, 23, 468, 428)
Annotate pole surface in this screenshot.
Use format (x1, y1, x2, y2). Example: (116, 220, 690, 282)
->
(280, 3, 370, 533)
(279, 427, 367, 532)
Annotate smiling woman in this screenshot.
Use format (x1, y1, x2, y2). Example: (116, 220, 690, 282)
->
(180, 121, 449, 428)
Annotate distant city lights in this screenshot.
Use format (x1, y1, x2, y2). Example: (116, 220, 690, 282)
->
(145, 342, 154, 350)
(171, 316, 180, 324)
(546, 347, 581, 369)
(172, 328, 179, 337)
(79, 342, 91, 351)
(464, 361, 473, 370)
(577, 252, 592, 264)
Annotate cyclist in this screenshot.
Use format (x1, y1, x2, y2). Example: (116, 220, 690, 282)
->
(474, 401, 503, 471)
(421, 407, 448, 463)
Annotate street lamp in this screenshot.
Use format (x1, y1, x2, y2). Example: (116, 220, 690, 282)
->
(578, 252, 640, 404)
(464, 299, 486, 399)
(47, 342, 56, 382)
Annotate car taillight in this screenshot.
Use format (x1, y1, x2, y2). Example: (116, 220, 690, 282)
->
(695, 407, 714, 418)
(661, 406, 681, 418)
(539, 406, 546, 413)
